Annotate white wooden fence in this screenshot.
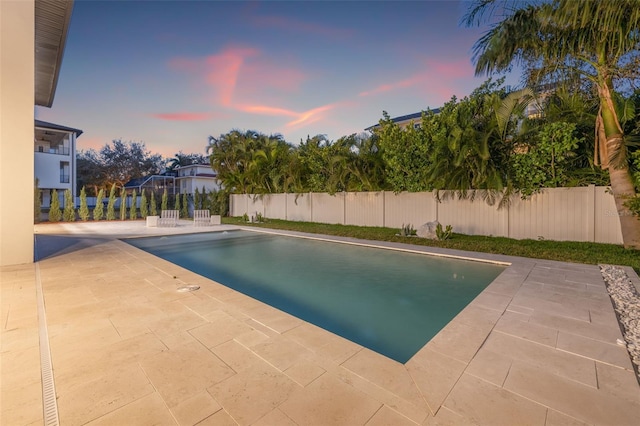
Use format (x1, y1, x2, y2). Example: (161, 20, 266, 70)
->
(230, 186, 624, 244)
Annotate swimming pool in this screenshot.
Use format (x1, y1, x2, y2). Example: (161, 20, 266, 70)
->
(126, 230, 505, 362)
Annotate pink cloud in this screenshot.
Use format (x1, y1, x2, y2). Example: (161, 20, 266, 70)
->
(236, 104, 299, 117)
(150, 112, 212, 121)
(358, 76, 421, 97)
(285, 103, 340, 129)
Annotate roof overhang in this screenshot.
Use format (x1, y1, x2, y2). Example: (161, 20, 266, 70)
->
(35, 0, 75, 107)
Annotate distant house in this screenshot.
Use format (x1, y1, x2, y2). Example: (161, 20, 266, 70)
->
(124, 175, 177, 196)
(175, 164, 220, 195)
(34, 119, 82, 208)
(365, 109, 441, 132)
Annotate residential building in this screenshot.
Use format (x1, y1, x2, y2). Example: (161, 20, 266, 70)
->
(175, 164, 221, 195)
(365, 109, 441, 132)
(35, 120, 83, 208)
(1, 0, 74, 266)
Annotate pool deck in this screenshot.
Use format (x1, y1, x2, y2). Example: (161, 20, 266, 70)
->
(2, 221, 640, 425)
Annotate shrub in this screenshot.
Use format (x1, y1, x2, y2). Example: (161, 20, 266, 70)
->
(129, 189, 137, 220)
(436, 223, 453, 240)
(48, 189, 62, 222)
(106, 184, 117, 220)
(174, 192, 181, 213)
(79, 186, 90, 221)
(194, 187, 201, 210)
(119, 189, 127, 220)
(140, 190, 148, 218)
(150, 191, 158, 216)
(63, 189, 76, 222)
(161, 189, 168, 212)
(181, 192, 189, 218)
(93, 188, 105, 220)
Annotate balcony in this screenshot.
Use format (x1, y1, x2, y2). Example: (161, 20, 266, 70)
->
(36, 145, 70, 155)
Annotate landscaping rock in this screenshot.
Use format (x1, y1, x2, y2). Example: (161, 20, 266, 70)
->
(416, 221, 439, 239)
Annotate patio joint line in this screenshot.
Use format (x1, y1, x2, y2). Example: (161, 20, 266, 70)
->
(35, 261, 60, 426)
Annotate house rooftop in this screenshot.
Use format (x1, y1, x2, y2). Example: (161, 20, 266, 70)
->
(365, 108, 441, 131)
(35, 119, 83, 137)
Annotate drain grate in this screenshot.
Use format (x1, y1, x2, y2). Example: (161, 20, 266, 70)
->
(177, 285, 200, 293)
(35, 262, 60, 426)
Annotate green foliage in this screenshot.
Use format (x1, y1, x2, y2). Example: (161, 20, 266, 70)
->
(79, 186, 90, 221)
(436, 223, 453, 240)
(63, 189, 76, 222)
(150, 191, 158, 216)
(93, 188, 105, 221)
(194, 187, 201, 210)
(34, 178, 41, 224)
(201, 186, 208, 211)
(208, 189, 229, 216)
(140, 190, 148, 218)
(242, 213, 249, 222)
(161, 189, 168, 212)
(129, 189, 137, 220)
(377, 112, 433, 192)
(174, 192, 181, 213)
(399, 223, 416, 237)
(106, 184, 117, 220)
(625, 195, 640, 217)
(511, 122, 581, 196)
(119, 189, 127, 220)
(181, 192, 189, 218)
(48, 189, 61, 222)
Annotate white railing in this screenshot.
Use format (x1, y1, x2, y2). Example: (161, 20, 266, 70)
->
(230, 186, 624, 244)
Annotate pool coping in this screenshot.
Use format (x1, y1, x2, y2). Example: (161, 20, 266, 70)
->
(3, 221, 639, 424)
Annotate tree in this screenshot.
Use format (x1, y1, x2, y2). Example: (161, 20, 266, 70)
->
(63, 189, 76, 222)
(119, 189, 127, 220)
(129, 189, 137, 220)
(93, 188, 105, 221)
(106, 184, 117, 220)
(48, 189, 61, 222)
(201, 186, 209, 211)
(79, 186, 90, 221)
(166, 151, 208, 174)
(150, 191, 158, 216)
(181, 192, 189, 218)
(174, 191, 181, 213)
(76, 149, 105, 196)
(466, 0, 640, 247)
(194, 187, 201, 210)
(161, 188, 168, 212)
(140, 190, 148, 219)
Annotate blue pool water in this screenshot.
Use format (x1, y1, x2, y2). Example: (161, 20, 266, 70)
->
(125, 231, 505, 362)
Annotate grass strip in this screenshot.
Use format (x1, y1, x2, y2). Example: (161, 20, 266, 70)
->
(222, 217, 640, 272)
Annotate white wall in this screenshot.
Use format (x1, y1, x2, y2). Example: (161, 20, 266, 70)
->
(230, 186, 624, 244)
(0, 0, 35, 265)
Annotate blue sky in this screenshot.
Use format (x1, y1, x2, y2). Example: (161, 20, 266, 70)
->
(36, 0, 517, 158)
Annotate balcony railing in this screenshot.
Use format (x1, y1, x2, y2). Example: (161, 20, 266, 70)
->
(36, 146, 71, 155)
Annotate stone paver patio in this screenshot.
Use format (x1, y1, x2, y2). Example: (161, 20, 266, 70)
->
(2, 221, 640, 425)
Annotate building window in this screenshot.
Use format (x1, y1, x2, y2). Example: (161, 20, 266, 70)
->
(60, 161, 70, 183)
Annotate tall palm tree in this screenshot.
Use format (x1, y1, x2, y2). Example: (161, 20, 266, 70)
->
(466, 0, 640, 248)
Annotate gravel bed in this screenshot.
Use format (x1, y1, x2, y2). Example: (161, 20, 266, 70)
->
(600, 265, 640, 379)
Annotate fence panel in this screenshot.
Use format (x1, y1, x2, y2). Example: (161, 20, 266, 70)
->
(436, 192, 509, 237)
(345, 192, 384, 227)
(231, 187, 623, 244)
(383, 191, 437, 229)
(509, 187, 593, 241)
(264, 194, 287, 219)
(286, 193, 312, 222)
(311, 193, 345, 224)
(229, 194, 248, 217)
(594, 187, 624, 244)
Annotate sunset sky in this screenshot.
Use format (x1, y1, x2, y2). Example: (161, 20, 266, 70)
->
(36, 0, 518, 158)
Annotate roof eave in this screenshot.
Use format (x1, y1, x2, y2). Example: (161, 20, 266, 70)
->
(35, 0, 75, 107)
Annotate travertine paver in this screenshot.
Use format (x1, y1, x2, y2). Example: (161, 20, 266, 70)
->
(1, 221, 639, 425)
